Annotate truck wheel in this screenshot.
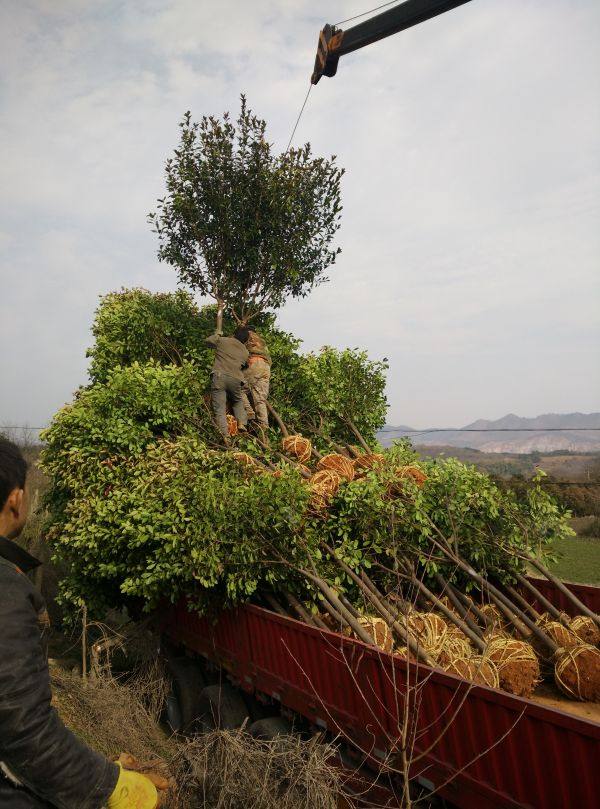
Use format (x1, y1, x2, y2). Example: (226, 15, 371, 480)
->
(249, 716, 293, 740)
(165, 657, 206, 733)
(198, 683, 250, 731)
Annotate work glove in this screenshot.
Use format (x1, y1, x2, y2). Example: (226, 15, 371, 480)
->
(107, 753, 171, 809)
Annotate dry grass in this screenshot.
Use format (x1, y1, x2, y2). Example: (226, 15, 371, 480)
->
(50, 662, 342, 809)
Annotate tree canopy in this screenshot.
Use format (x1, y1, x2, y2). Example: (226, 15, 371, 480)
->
(149, 97, 344, 325)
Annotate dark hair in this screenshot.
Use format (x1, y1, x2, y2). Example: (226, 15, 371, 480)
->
(0, 437, 28, 510)
(233, 326, 250, 344)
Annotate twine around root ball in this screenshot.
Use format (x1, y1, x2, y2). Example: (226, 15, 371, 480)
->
(226, 414, 238, 436)
(435, 635, 473, 668)
(387, 465, 428, 497)
(570, 616, 600, 647)
(486, 638, 540, 698)
(310, 470, 342, 498)
(543, 621, 581, 651)
(405, 612, 450, 660)
(317, 454, 355, 481)
(352, 453, 385, 477)
(308, 470, 343, 514)
(346, 616, 393, 653)
(554, 645, 600, 701)
(479, 603, 505, 629)
(282, 435, 312, 463)
(444, 656, 500, 689)
(395, 465, 428, 487)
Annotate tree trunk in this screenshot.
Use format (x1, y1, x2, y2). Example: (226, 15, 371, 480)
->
(526, 553, 600, 628)
(345, 418, 371, 453)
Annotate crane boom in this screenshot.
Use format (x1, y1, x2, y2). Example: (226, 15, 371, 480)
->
(311, 0, 473, 84)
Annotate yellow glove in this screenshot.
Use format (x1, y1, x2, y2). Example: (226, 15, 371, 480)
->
(107, 764, 158, 809)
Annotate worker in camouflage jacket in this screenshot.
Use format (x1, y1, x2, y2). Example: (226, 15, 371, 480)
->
(0, 437, 165, 809)
(241, 329, 272, 434)
(205, 325, 250, 444)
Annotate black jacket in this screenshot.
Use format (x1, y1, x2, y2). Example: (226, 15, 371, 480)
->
(0, 537, 118, 808)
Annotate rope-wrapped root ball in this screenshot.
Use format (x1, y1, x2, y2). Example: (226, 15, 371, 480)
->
(405, 612, 450, 660)
(444, 656, 500, 689)
(436, 635, 473, 667)
(486, 638, 540, 698)
(308, 469, 342, 512)
(554, 645, 600, 701)
(570, 616, 600, 647)
(226, 414, 238, 436)
(543, 621, 581, 651)
(317, 453, 355, 481)
(388, 465, 428, 496)
(353, 616, 394, 653)
(282, 435, 312, 463)
(230, 452, 263, 477)
(479, 603, 505, 630)
(353, 453, 385, 477)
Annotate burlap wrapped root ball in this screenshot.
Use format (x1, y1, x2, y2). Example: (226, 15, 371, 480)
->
(479, 603, 505, 630)
(308, 469, 342, 512)
(485, 638, 540, 698)
(352, 453, 385, 478)
(388, 465, 428, 496)
(444, 656, 500, 689)
(554, 645, 600, 701)
(436, 634, 474, 668)
(542, 621, 581, 651)
(404, 612, 451, 660)
(570, 616, 600, 647)
(282, 435, 312, 464)
(226, 414, 238, 436)
(317, 453, 355, 482)
(346, 616, 393, 653)
(230, 451, 264, 479)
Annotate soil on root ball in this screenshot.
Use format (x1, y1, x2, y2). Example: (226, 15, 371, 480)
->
(554, 646, 600, 702)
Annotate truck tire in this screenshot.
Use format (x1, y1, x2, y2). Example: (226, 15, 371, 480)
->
(198, 683, 250, 731)
(165, 657, 206, 733)
(248, 716, 293, 740)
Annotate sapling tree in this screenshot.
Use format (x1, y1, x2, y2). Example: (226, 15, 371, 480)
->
(149, 96, 344, 328)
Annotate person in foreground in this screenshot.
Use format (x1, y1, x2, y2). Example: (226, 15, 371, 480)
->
(205, 325, 250, 444)
(0, 437, 165, 808)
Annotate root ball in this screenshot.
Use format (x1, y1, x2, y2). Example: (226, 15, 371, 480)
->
(317, 454, 355, 481)
(555, 645, 600, 701)
(543, 621, 581, 650)
(282, 435, 312, 463)
(570, 616, 600, 647)
(486, 638, 540, 698)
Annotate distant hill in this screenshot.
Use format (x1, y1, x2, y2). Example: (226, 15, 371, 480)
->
(378, 412, 600, 453)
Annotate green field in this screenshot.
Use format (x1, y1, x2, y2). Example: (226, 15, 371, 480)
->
(548, 536, 600, 586)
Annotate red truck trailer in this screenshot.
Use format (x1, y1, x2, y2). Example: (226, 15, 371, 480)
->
(162, 579, 600, 808)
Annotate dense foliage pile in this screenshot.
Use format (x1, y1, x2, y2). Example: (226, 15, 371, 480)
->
(40, 290, 573, 622)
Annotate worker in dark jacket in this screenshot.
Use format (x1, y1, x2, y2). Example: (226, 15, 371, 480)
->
(0, 437, 162, 808)
(205, 326, 250, 443)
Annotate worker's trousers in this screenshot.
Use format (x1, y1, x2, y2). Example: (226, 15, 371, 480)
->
(241, 363, 270, 427)
(211, 371, 247, 437)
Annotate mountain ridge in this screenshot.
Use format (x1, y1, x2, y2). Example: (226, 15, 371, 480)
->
(378, 412, 600, 453)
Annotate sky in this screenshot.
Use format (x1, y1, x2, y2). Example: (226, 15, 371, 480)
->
(0, 0, 599, 430)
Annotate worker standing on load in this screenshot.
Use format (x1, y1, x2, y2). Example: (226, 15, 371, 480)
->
(241, 330, 272, 437)
(0, 437, 167, 809)
(206, 326, 250, 445)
